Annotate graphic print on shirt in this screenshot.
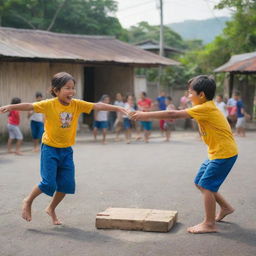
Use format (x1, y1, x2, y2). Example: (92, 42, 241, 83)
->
(60, 112, 73, 128)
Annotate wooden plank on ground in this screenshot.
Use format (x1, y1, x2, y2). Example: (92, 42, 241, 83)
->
(96, 208, 178, 232)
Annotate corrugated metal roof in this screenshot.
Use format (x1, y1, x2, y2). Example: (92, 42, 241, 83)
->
(0, 27, 179, 67)
(214, 51, 256, 73)
(135, 40, 184, 54)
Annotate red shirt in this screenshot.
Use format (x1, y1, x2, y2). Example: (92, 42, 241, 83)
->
(138, 98, 152, 112)
(8, 110, 20, 125)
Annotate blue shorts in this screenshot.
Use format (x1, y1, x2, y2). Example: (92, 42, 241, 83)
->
(140, 121, 152, 131)
(31, 120, 44, 139)
(194, 155, 238, 192)
(123, 118, 132, 129)
(38, 144, 75, 197)
(94, 121, 108, 129)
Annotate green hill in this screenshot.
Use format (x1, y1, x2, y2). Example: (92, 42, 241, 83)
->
(168, 17, 230, 44)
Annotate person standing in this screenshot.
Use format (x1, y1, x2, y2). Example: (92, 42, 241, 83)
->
(113, 93, 124, 141)
(7, 97, 23, 155)
(93, 95, 111, 144)
(137, 92, 152, 143)
(234, 91, 250, 137)
(28, 92, 44, 152)
(156, 92, 166, 135)
(215, 95, 228, 118)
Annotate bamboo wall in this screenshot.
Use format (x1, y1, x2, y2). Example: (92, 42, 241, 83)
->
(0, 61, 83, 138)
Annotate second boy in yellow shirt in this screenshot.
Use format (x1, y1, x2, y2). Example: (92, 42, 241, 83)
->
(129, 75, 238, 234)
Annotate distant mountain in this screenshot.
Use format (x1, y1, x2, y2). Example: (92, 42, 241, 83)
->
(168, 17, 230, 44)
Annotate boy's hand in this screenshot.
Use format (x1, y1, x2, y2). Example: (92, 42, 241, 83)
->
(129, 111, 145, 121)
(118, 107, 129, 116)
(245, 113, 251, 120)
(0, 105, 12, 114)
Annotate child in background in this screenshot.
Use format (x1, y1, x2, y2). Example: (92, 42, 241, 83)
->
(233, 91, 250, 137)
(137, 92, 152, 143)
(123, 95, 135, 144)
(93, 94, 111, 144)
(0, 72, 127, 225)
(227, 94, 237, 128)
(164, 96, 176, 142)
(114, 93, 125, 141)
(130, 75, 238, 234)
(215, 95, 228, 118)
(27, 92, 44, 152)
(7, 97, 23, 155)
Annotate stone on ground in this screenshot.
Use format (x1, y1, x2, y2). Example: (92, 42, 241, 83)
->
(96, 208, 178, 232)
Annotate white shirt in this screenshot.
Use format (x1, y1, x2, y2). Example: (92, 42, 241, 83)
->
(123, 102, 135, 118)
(215, 101, 228, 117)
(30, 112, 44, 122)
(227, 98, 237, 107)
(96, 110, 108, 121)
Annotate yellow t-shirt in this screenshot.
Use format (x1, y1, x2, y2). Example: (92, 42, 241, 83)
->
(33, 98, 94, 148)
(186, 100, 238, 160)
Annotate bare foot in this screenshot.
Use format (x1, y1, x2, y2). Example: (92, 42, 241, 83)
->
(216, 207, 235, 222)
(33, 148, 39, 152)
(45, 207, 62, 225)
(15, 151, 23, 156)
(8, 150, 14, 154)
(187, 222, 217, 234)
(22, 198, 32, 222)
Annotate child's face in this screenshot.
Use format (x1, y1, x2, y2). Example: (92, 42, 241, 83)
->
(55, 80, 76, 105)
(165, 99, 171, 105)
(116, 93, 122, 101)
(233, 95, 239, 101)
(36, 96, 42, 102)
(216, 96, 222, 103)
(188, 89, 206, 105)
(127, 96, 133, 104)
(103, 97, 110, 104)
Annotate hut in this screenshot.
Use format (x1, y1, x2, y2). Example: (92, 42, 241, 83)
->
(214, 51, 256, 119)
(0, 27, 179, 137)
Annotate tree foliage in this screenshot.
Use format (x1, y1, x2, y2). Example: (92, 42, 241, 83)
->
(127, 21, 186, 50)
(0, 0, 127, 39)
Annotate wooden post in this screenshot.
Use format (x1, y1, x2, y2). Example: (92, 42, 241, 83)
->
(229, 72, 234, 97)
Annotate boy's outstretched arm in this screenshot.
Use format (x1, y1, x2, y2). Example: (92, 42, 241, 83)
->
(0, 103, 34, 113)
(93, 102, 128, 115)
(129, 110, 190, 121)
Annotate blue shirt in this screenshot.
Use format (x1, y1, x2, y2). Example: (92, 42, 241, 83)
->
(236, 100, 244, 118)
(156, 96, 166, 110)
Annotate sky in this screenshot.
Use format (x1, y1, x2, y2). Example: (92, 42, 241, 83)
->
(115, 0, 232, 28)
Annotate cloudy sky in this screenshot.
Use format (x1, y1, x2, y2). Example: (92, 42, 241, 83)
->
(115, 0, 232, 28)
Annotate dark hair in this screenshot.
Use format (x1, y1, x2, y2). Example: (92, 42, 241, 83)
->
(35, 92, 43, 98)
(141, 91, 147, 97)
(11, 97, 21, 104)
(50, 72, 76, 97)
(188, 75, 216, 100)
(125, 94, 133, 102)
(166, 96, 172, 101)
(234, 91, 240, 96)
(217, 94, 223, 99)
(100, 94, 109, 102)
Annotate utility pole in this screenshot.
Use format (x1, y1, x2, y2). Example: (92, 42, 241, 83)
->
(159, 0, 164, 58)
(157, 0, 164, 93)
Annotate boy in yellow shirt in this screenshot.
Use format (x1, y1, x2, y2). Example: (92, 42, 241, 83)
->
(129, 75, 238, 234)
(0, 72, 127, 225)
